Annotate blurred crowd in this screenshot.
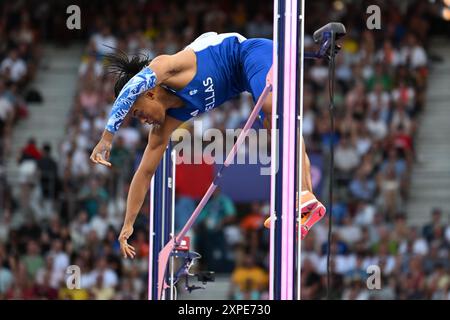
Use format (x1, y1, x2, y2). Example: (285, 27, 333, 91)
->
(1, 0, 449, 300)
(295, 0, 450, 300)
(0, 2, 44, 171)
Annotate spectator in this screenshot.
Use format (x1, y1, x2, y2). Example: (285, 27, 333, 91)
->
(82, 257, 118, 290)
(366, 109, 388, 141)
(349, 169, 376, 201)
(427, 264, 450, 300)
(0, 247, 14, 297)
(400, 33, 427, 69)
(34, 270, 58, 299)
(78, 178, 109, 219)
(109, 136, 131, 197)
(334, 135, 360, 183)
(35, 255, 62, 290)
(19, 138, 41, 163)
(91, 274, 116, 300)
(90, 26, 117, 57)
(37, 143, 59, 208)
(1, 50, 28, 84)
(375, 40, 401, 67)
(246, 12, 272, 39)
(114, 278, 139, 300)
(195, 188, 238, 272)
(89, 203, 110, 241)
(130, 230, 149, 259)
(377, 164, 401, 219)
(422, 208, 444, 242)
(48, 239, 69, 276)
(21, 240, 44, 279)
(301, 257, 323, 299)
(367, 83, 391, 121)
(229, 254, 268, 300)
(240, 201, 266, 255)
(0, 86, 14, 142)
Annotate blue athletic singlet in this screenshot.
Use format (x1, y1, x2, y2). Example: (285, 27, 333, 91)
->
(166, 32, 272, 122)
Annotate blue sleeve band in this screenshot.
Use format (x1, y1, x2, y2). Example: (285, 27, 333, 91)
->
(105, 67, 157, 133)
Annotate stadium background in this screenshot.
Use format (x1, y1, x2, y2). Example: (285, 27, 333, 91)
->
(0, 0, 449, 300)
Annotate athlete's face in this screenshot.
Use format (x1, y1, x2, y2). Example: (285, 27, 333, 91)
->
(131, 87, 166, 127)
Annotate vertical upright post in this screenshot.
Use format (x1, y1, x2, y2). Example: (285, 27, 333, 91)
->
(169, 150, 176, 300)
(148, 142, 174, 300)
(296, 0, 305, 298)
(270, 0, 284, 300)
(269, 0, 278, 300)
(280, 0, 296, 300)
(148, 175, 155, 300)
(162, 145, 172, 299)
(149, 158, 163, 300)
(270, 0, 304, 300)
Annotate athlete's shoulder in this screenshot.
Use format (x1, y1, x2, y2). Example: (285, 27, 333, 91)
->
(185, 32, 247, 52)
(151, 50, 194, 75)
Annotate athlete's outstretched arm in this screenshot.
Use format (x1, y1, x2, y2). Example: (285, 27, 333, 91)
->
(90, 51, 192, 166)
(118, 116, 182, 259)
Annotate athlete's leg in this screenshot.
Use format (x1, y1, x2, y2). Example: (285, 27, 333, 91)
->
(261, 98, 322, 231)
(261, 97, 313, 193)
(240, 38, 325, 235)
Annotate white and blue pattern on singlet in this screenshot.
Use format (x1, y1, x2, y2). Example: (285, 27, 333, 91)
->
(166, 32, 273, 122)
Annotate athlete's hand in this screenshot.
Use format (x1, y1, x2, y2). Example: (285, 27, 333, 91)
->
(119, 224, 136, 259)
(90, 138, 112, 167)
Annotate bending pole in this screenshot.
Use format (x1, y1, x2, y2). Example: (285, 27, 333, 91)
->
(157, 70, 273, 299)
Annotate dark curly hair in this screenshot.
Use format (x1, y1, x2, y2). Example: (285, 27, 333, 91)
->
(105, 50, 152, 97)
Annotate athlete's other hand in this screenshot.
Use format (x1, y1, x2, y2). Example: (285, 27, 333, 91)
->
(90, 137, 112, 167)
(119, 225, 136, 259)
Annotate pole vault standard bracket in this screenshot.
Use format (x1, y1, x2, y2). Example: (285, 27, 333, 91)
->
(168, 238, 216, 294)
(148, 145, 214, 300)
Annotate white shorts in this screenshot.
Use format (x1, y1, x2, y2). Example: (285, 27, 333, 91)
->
(185, 32, 247, 52)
